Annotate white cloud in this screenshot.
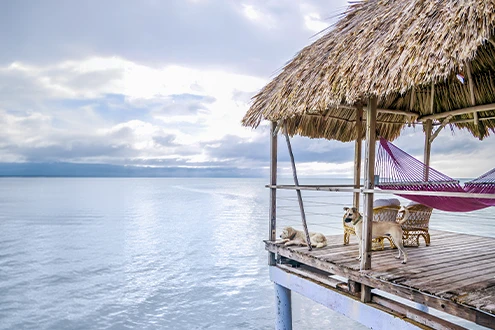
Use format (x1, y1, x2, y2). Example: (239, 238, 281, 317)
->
(303, 13, 329, 33)
(0, 56, 269, 166)
(298, 2, 344, 33)
(241, 3, 276, 29)
(242, 4, 261, 21)
(284, 161, 355, 177)
(2, 1, 493, 178)
(4, 57, 265, 100)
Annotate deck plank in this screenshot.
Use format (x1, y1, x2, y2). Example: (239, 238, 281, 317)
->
(265, 229, 495, 329)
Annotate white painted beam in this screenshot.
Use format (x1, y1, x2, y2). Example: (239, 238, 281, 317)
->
(270, 266, 422, 330)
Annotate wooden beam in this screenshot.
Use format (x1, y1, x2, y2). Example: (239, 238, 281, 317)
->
(474, 111, 480, 125)
(353, 106, 363, 210)
(446, 115, 495, 125)
(284, 124, 312, 251)
(266, 184, 495, 199)
(466, 62, 476, 105)
(375, 108, 419, 118)
(311, 113, 355, 123)
(265, 184, 360, 193)
(305, 113, 411, 125)
(334, 104, 419, 117)
(430, 116, 451, 143)
(371, 295, 467, 330)
(418, 103, 495, 121)
(408, 87, 416, 124)
(361, 96, 377, 302)
(269, 121, 277, 266)
(466, 61, 479, 125)
(409, 87, 416, 111)
(430, 82, 435, 116)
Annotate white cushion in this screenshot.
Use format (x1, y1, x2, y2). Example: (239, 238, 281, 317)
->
(374, 198, 400, 208)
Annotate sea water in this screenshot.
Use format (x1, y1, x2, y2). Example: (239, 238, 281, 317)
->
(0, 178, 492, 329)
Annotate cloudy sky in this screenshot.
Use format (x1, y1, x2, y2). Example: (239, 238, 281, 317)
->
(1, 0, 494, 178)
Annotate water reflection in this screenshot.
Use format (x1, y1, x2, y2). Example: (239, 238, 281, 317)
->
(7, 178, 492, 329)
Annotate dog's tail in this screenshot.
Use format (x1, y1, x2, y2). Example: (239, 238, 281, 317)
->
(397, 207, 410, 225)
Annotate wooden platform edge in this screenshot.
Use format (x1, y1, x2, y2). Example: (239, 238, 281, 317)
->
(266, 241, 495, 329)
(272, 265, 467, 330)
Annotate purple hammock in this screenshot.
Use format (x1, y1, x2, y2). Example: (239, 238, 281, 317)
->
(375, 138, 495, 212)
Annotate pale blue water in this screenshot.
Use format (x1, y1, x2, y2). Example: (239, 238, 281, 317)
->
(0, 178, 368, 330)
(0, 178, 492, 330)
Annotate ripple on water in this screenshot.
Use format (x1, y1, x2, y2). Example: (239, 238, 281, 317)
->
(0, 178, 374, 330)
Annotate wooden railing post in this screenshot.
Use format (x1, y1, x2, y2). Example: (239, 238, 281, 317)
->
(361, 97, 377, 302)
(269, 121, 278, 265)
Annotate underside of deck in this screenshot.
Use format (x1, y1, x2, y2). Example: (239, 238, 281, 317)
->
(266, 229, 495, 329)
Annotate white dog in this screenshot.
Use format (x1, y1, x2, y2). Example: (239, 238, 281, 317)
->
(277, 226, 327, 248)
(343, 207, 409, 263)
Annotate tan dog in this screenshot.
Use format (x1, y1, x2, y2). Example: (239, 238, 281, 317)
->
(343, 207, 409, 263)
(277, 226, 327, 248)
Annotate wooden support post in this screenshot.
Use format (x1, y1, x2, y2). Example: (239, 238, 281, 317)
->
(424, 119, 432, 181)
(284, 126, 312, 251)
(353, 106, 363, 210)
(361, 97, 377, 303)
(423, 82, 434, 182)
(269, 121, 278, 265)
(409, 87, 416, 111)
(348, 280, 361, 295)
(466, 61, 479, 125)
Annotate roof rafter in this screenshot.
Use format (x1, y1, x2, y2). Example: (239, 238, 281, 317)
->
(418, 103, 495, 122)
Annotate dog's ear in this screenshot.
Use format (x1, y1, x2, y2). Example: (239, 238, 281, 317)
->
(343, 207, 349, 211)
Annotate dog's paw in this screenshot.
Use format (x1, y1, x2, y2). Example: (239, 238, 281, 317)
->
(395, 255, 400, 259)
(401, 260, 407, 264)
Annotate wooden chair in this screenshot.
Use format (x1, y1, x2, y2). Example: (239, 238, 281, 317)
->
(400, 203, 432, 247)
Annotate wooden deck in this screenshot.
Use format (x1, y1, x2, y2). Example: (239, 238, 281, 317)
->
(266, 230, 495, 329)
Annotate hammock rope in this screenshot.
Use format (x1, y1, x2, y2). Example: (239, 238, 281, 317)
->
(375, 138, 495, 212)
(464, 167, 495, 194)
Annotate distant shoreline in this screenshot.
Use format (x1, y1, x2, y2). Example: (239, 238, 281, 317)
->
(0, 162, 265, 178)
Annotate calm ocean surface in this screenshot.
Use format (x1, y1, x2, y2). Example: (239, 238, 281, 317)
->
(0, 178, 493, 330)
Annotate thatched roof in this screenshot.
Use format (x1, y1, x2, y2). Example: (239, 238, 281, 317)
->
(242, 0, 495, 141)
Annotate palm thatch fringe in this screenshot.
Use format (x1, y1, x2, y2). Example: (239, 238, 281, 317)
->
(243, 0, 495, 141)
